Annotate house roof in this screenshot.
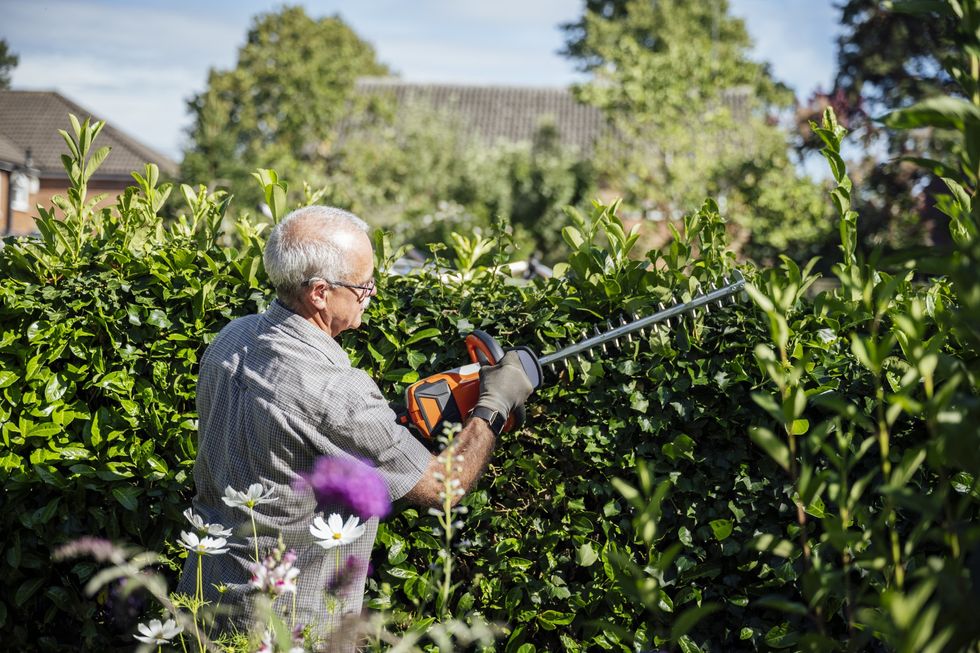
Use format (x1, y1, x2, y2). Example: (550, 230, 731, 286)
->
(354, 78, 607, 153)
(0, 133, 23, 167)
(0, 90, 178, 178)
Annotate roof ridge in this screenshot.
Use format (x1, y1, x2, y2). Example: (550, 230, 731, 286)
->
(0, 131, 25, 164)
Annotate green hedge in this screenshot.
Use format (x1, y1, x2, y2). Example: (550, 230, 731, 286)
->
(0, 119, 271, 649)
(1, 110, 978, 652)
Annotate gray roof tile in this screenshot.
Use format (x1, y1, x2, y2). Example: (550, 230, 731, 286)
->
(0, 90, 177, 178)
(0, 132, 23, 165)
(354, 78, 606, 153)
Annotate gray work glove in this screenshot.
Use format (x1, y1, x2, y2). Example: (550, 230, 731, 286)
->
(475, 350, 534, 427)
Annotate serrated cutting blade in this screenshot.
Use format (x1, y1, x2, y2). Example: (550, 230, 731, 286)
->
(537, 270, 745, 368)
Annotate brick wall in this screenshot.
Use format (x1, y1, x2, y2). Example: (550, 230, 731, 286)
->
(0, 171, 8, 235)
(4, 177, 131, 236)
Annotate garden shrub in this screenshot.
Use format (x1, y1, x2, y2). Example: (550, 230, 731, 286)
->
(2, 17, 979, 646)
(0, 119, 271, 650)
(354, 110, 978, 652)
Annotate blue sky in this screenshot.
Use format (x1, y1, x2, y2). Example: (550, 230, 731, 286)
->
(1, 0, 841, 160)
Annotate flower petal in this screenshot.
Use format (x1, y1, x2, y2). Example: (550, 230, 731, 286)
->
(309, 516, 329, 539)
(343, 514, 361, 533)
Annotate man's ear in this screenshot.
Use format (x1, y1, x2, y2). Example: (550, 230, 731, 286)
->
(313, 284, 329, 309)
(299, 283, 328, 312)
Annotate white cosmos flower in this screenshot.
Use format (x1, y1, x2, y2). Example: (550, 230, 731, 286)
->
(222, 483, 277, 509)
(182, 508, 233, 537)
(134, 617, 183, 644)
(178, 531, 230, 556)
(310, 514, 366, 550)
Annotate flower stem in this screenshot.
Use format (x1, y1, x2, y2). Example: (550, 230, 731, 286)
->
(334, 548, 342, 611)
(249, 509, 260, 564)
(194, 554, 204, 653)
(438, 436, 458, 620)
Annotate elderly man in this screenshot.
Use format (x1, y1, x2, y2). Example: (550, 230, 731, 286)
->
(177, 205, 533, 645)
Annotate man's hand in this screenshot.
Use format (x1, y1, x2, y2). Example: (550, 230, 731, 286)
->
(474, 351, 534, 422)
(406, 351, 533, 510)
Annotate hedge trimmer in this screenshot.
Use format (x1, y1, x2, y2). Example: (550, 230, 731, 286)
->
(399, 271, 746, 439)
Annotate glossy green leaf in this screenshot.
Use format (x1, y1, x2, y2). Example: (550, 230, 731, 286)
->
(708, 519, 733, 541)
(14, 578, 45, 607)
(111, 486, 141, 511)
(576, 543, 598, 567)
(749, 426, 790, 471)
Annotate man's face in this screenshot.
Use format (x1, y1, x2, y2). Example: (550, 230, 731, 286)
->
(323, 230, 377, 335)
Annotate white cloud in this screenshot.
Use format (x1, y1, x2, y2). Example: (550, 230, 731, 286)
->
(429, 0, 580, 29)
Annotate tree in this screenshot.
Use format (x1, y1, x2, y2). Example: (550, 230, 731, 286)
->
(181, 6, 388, 209)
(562, 0, 833, 263)
(0, 39, 18, 89)
(794, 0, 964, 252)
(834, 0, 959, 142)
(315, 99, 595, 263)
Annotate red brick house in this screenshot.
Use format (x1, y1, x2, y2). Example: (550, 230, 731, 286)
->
(0, 90, 177, 237)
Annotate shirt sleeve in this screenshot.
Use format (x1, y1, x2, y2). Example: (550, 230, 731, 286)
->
(317, 367, 432, 501)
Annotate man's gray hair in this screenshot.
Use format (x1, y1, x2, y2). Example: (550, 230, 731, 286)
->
(264, 205, 369, 306)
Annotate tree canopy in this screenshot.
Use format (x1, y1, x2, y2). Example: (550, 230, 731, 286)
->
(0, 39, 18, 89)
(180, 6, 389, 209)
(562, 0, 832, 263)
(792, 0, 966, 252)
(835, 0, 960, 143)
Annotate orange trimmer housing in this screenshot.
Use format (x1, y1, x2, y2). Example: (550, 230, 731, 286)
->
(402, 330, 542, 439)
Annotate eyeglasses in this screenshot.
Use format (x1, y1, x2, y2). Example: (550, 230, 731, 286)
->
(302, 276, 376, 300)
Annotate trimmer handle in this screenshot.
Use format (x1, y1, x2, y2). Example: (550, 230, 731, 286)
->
(402, 330, 543, 440)
(466, 330, 505, 366)
(466, 330, 542, 389)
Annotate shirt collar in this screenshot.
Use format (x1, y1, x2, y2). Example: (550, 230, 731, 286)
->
(262, 299, 351, 366)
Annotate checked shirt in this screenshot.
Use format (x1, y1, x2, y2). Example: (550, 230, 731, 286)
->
(177, 299, 432, 641)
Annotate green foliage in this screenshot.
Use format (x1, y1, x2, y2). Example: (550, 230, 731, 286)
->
(835, 0, 960, 142)
(803, 0, 966, 258)
(180, 5, 389, 210)
(3, 7, 980, 648)
(734, 7, 980, 642)
(317, 99, 596, 264)
(741, 106, 980, 652)
(0, 38, 18, 89)
(359, 200, 787, 652)
(564, 0, 832, 264)
(0, 116, 269, 650)
(882, 0, 979, 348)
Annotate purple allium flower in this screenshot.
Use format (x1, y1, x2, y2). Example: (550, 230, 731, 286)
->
(297, 457, 391, 520)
